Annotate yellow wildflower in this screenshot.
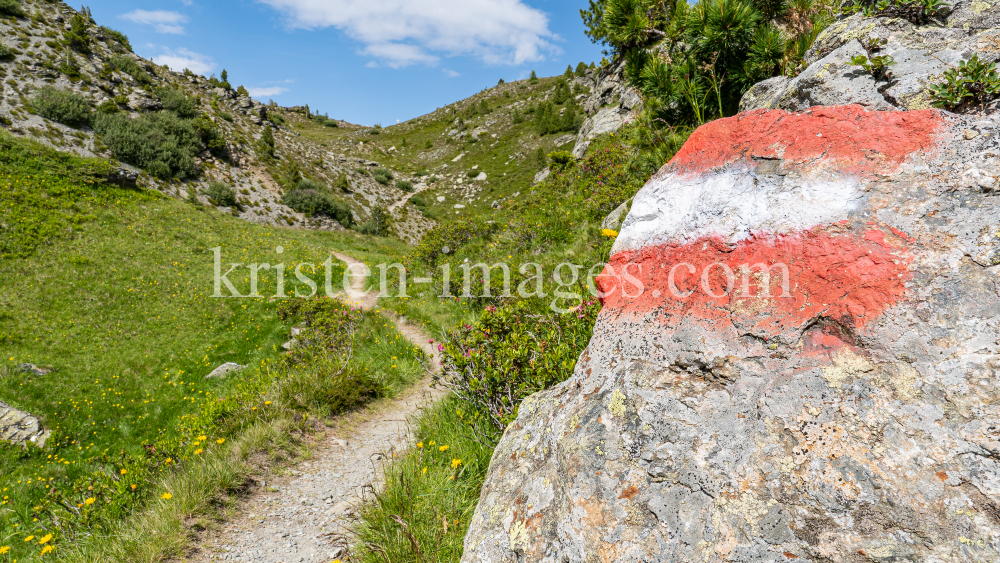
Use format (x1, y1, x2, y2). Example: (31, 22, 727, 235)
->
(41, 544, 54, 555)
(161, 493, 172, 500)
(451, 459, 462, 468)
(600, 228, 618, 239)
(195, 448, 203, 455)
(216, 438, 225, 444)
(439, 445, 449, 452)
(84, 498, 95, 505)
(24, 536, 34, 542)
(0, 546, 8, 554)
(38, 534, 52, 544)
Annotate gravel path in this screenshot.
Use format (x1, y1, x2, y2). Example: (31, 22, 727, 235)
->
(186, 253, 444, 563)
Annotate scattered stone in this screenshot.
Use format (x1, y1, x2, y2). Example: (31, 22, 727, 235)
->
(205, 362, 246, 380)
(533, 168, 550, 183)
(0, 401, 49, 446)
(18, 363, 50, 376)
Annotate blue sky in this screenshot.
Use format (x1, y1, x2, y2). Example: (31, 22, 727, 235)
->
(88, 0, 607, 125)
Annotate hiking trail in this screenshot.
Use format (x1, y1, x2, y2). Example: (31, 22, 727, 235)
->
(188, 253, 445, 563)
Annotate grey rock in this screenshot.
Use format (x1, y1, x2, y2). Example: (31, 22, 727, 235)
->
(741, 10, 999, 112)
(533, 168, 550, 183)
(572, 106, 631, 158)
(740, 40, 894, 112)
(134, 98, 163, 112)
(18, 363, 50, 376)
(473, 172, 487, 181)
(0, 401, 49, 446)
(600, 199, 630, 231)
(107, 167, 139, 189)
(205, 362, 246, 380)
(552, 134, 575, 146)
(463, 106, 1000, 562)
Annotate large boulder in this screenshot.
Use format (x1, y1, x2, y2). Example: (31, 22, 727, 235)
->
(741, 6, 997, 112)
(462, 105, 1000, 562)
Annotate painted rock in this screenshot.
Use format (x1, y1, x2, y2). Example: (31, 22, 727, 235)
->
(462, 105, 1000, 562)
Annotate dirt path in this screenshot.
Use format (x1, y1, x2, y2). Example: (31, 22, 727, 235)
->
(187, 253, 445, 563)
(388, 182, 431, 214)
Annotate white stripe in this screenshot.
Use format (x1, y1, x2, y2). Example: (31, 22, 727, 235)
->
(613, 168, 864, 253)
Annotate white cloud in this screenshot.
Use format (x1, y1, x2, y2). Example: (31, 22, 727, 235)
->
(442, 68, 460, 77)
(152, 48, 215, 75)
(248, 86, 289, 97)
(120, 10, 188, 34)
(258, 0, 556, 67)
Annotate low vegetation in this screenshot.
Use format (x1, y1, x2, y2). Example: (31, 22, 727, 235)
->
(29, 86, 91, 127)
(0, 132, 418, 561)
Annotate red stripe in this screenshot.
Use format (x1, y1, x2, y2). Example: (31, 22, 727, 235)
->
(666, 105, 945, 176)
(596, 227, 911, 335)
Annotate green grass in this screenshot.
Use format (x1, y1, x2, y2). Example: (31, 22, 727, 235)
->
(353, 397, 494, 562)
(0, 133, 422, 561)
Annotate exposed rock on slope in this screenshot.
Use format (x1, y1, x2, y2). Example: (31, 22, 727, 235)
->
(462, 105, 1000, 562)
(741, 4, 1000, 112)
(572, 59, 642, 158)
(1, 400, 48, 446)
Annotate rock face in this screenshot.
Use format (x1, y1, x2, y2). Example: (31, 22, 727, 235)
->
(572, 60, 643, 158)
(740, 7, 1000, 112)
(462, 105, 1000, 562)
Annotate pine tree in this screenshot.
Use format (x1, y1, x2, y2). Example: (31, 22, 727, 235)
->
(575, 62, 588, 76)
(529, 70, 539, 84)
(564, 65, 574, 78)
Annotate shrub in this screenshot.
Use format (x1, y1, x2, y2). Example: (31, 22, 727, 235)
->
(575, 61, 588, 76)
(296, 178, 326, 192)
(424, 139, 433, 149)
(282, 189, 353, 227)
(0, 43, 11, 61)
(323, 119, 339, 127)
(373, 168, 393, 185)
(547, 150, 574, 170)
(64, 13, 90, 52)
(93, 111, 200, 179)
(110, 55, 151, 85)
(529, 70, 539, 84)
(158, 88, 197, 118)
(395, 180, 413, 192)
(930, 54, 1000, 112)
(236, 85, 249, 97)
(0, 0, 24, 17)
(334, 173, 352, 193)
(100, 26, 131, 51)
(30, 86, 91, 127)
(840, 0, 948, 23)
(96, 100, 119, 114)
(205, 180, 237, 207)
(437, 299, 601, 443)
(258, 126, 275, 158)
(357, 206, 392, 236)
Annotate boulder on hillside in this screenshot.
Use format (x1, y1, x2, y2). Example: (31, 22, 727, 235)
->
(462, 105, 1000, 562)
(740, 7, 997, 112)
(1, 401, 49, 447)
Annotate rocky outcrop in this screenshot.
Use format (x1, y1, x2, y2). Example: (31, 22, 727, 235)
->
(463, 105, 1000, 562)
(572, 60, 643, 158)
(741, 5, 1000, 112)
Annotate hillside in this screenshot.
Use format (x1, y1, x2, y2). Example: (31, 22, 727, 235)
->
(0, 1, 637, 246)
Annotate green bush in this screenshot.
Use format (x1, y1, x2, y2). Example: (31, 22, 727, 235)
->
(110, 55, 151, 85)
(529, 70, 539, 84)
(100, 26, 131, 51)
(575, 61, 588, 76)
(547, 150, 574, 170)
(0, 0, 24, 17)
(30, 86, 91, 127)
(296, 178, 326, 192)
(157, 88, 197, 118)
(0, 43, 11, 61)
(930, 54, 1000, 112)
(205, 180, 237, 207)
(357, 206, 392, 236)
(93, 111, 200, 179)
(840, 0, 948, 23)
(64, 13, 90, 52)
(438, 299, 600, 442)
(236, 85, 249, 97)
(258, 126, 275, 158)
(323, 119, 339, 127)
(395, 179, 413, 192)
(373, 168, 393, 185)
(282, 189, 353, 227)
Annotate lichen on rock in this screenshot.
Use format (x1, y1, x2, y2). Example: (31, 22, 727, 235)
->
(462, 105, 1000, 562)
